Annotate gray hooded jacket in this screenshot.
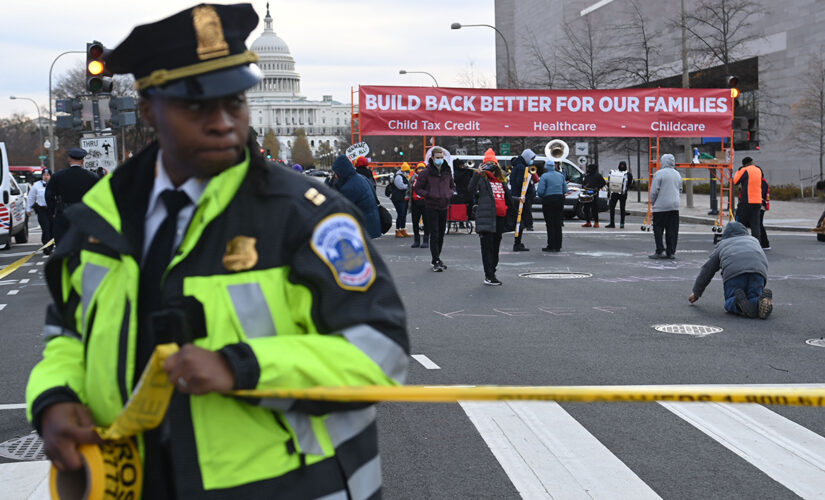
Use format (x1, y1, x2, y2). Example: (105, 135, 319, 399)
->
(691, 222, 768, 298)
(650, 154, 682, 212)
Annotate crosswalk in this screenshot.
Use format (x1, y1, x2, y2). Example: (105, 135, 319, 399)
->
(460, 386, 825, 498)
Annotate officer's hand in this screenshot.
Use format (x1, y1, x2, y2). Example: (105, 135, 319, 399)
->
(41, 402, 102, 471)
(689, 293, 698, 304)
(164, 344, 235, 395)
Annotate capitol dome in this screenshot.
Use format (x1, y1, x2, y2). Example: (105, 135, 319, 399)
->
(248, 3, 301, 96)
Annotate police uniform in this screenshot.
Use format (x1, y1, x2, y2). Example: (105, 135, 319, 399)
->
(26, 4, 408, 499)
(46, 148, 100, 244)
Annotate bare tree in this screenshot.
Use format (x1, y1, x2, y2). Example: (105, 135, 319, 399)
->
(791, 55, 825, 181)
(521, 29, 559, 89)
(558, 15, 624, 90)
(456, 60, 493, 89)
(684, 0, 762, 77)
(616, 0, 662, 87)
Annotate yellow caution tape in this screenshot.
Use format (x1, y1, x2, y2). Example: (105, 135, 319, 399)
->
(234, 384, 825, 407)
(50, 439, 142, 500)
(0, 239, 53, 279)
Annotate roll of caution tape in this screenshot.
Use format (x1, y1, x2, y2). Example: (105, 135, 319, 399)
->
(0, 239, 53, 279)
(50, 343, 177, 499)
(49, 439, 142, 500)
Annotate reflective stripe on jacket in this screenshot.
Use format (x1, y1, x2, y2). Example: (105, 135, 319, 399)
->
(26, 142, 409, 499)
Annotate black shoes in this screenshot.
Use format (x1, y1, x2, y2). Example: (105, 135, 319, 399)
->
(758, 289, 773, 319)
(542, 246, 552, 252)
(513, 243, 530, 252)
(648, 252, 664, 259)
(605, 224, 616, 228)
(734, 289, 758, 318)
(484, 276, 502, 286)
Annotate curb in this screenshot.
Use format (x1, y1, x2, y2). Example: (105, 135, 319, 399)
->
(626, 210, 814, 233)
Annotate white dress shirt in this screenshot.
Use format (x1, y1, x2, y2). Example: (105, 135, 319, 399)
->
(142, 150, 207, 260)
(27, 180, 48, 209)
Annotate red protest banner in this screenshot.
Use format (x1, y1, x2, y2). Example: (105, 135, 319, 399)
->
(359, 86, 733, 138)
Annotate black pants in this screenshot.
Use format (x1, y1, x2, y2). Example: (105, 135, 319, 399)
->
(736, 203, 762, 242)
(522, 197, 534, 228)
(583, 201, 599, 223)
(425, 207, 447, 264)
(759, 209, 770, 248)
(542, 195, 564, 250)
(34, 205, 53, 246)
(653, 210, 679, 256)
(411, 200, 429, 239)
(608, 193, 627, 225)
(479, 217, 505, 279)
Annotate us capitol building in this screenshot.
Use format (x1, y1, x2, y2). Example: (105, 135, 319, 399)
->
(248, 5, 350, 161)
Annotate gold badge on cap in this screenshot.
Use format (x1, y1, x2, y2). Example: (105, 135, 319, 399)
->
(222, 236, 258, 272)
(192, 5, 230, 60)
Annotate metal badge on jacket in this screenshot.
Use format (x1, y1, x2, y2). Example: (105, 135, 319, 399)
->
(223, 236, 258, 272)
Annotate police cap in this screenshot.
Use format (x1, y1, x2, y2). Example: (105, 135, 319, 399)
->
(67, 148, 88, 159)
(106, 3, 263, 100)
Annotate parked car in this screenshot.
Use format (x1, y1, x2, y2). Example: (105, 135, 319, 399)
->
(304, 169, 332, 184)
(1, 145, 30, 249)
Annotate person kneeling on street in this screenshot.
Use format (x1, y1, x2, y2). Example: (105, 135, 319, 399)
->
(689, 222, 772, 319)
(469, 151, 513, 286)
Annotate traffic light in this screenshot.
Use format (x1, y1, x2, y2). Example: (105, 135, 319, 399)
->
(109, 97, 137, 129)
(399, 151, 404, 157)
(87, 41, 112, 94)
(266, 149, 272, 159)
(728, 76, 740, 99)
(259, 147, 265, 155)
(55, 99, 83, 130)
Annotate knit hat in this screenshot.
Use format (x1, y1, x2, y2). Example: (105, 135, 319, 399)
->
(401, 162, 410, 172)
(355, 156, 369, 167)
(483, 148, 498, 165)
(521, 148, 536, 163)
(741, 157, 753, 166)
(416, 162, 426, 170)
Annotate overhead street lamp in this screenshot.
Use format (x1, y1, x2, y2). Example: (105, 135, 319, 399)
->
(398, 69, 439, 87)
(10, 96, 44, 162)
(48, 50, 85, 171)
(451, 22, 515, 88)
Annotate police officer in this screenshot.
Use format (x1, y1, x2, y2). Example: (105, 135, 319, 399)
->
(26, 168, 54, 254)
(45, 147, 99, 244)
(27, 4, 408, 499)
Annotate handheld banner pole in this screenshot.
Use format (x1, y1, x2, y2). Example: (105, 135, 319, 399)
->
(515, 166, 530, 238)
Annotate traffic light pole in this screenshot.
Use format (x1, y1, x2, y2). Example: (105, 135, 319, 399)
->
(48, 50, 84, 171)
(92, 96, 103, 133)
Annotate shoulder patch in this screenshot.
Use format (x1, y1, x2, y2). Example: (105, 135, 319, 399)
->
(310, 213, 375, 292)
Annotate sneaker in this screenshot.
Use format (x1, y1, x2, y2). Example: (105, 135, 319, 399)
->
(734, 289, 757, 318)
(593, 222, 600, 228)
(524, 226, 534, 231)
(542, 246, 553, 252)
(484, 277, 502, 286)
(758, 289, 773, 319)
(513, 243, 530, 252)
(581, 222, 592, 228)
(432, 264, 443, 272)
(648, 253, 664, 259)
(665, 254, 676, 259)
(620, 223, 625, 228)
(421, 241, 429, 248)
(436, 260, 448, 270)
(605, 224, 616, 228)
(762, 246, 771, 251)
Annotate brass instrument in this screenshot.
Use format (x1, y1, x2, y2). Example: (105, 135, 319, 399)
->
(544, 139, 570, 162)
(528, 165, 537, 174)
(464, 160, 476, 169)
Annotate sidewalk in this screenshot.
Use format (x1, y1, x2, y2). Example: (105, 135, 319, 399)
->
(623, 191, 825, 232)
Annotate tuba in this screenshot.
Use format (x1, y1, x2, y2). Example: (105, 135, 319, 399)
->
(544, 139, 570, 163)
(528, 165, 537, 175)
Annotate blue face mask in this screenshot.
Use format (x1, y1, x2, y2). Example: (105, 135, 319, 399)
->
(528, 159, 534, 165)
(434, 158, 444, 166)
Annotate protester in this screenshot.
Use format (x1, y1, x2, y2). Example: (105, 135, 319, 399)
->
(26, 168, 54, 254)
(649, 153, 682, 259)
(354, 155, 377, 195)
(390, 163, 410, 237)
(408, 162, 429, 248)
(468, 150, 512, 285)
(510, 149, 535, 251)
(581, 163, 606, 228)
(45, 148, 100, 245)
(414, 146, 455, 271)
(689, 222, 772, 319)
(331, 155, 382, 238)
(759, 176, 770, 250)
(734, 157, 763, 241)
(605, 160, 633, 228)
(27, 5, 408, 498)
(536, 160, 567, 252)
(292, 163, 303, 173)
(452, 159, 475, 229)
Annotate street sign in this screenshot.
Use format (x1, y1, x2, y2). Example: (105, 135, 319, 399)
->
(500, 143, 510, 155)
(575, 142, 589, 156)
(80, 136, 118, 172)
(455, 148, 468, 155)
(38, 155, 48, 161)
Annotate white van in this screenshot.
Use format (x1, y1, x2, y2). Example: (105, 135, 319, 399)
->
(0, 142, 29, 249)
(450, 154, 608, 220)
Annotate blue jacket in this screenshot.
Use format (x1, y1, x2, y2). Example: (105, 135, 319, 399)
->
(536, 170, 568, 198)
(332, 155, 382, 238)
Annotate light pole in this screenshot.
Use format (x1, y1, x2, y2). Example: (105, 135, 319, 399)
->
(10, 96, 44, 163)
(398, 70, 439, 87)
(451, 22, 514, 88)
(48, 50, 85, 171)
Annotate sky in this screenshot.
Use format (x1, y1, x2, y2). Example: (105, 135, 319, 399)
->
(0, 0, 497, 121)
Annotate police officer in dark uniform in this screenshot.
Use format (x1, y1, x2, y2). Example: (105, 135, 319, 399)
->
(45, 147, 100, 244)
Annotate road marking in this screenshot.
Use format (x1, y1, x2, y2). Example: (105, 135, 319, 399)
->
(0, 403, 27, 410)
(0, 304, 5, 311)
(19, 278, 29, 284)
(461, 401, 660, 499)
(28, 269, 37, 274)
(411, 354, 440, 369)
(36, 261, 44, 266)
(662, 402, 825, 499)
(7, 290, 19, 295)
(0, 460, 50, 499)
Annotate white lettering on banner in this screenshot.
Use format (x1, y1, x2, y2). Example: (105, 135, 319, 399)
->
(651, 122, 706, 132)
(643, 97, 728, 114)
(556, 96, 595, 113)
(363, 94, 421, 111)
(388, 120, 419, 130)
(598, 96, 640, 112)
(534, 121, 597, 132)
(445, 121, 480, 131)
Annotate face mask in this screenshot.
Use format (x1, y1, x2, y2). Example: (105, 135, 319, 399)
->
(434, 158, 444, 166)
(528, 159, 534, 166)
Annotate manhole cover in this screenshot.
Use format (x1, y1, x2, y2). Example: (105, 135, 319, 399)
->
(652, 324, 723, 337)
(806, 339, 825, 347)
(519, 272, 593, 279)
(0, 432, 46, 461)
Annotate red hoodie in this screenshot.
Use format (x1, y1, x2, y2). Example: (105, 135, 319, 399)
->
(486, 171, 508, 216)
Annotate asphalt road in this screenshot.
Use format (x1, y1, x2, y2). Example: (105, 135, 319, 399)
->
(2, 214, 824, 498)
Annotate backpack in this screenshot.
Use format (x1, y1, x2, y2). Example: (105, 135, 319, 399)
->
(608, 170, 627, 193)
(384, 181, 393, 197)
